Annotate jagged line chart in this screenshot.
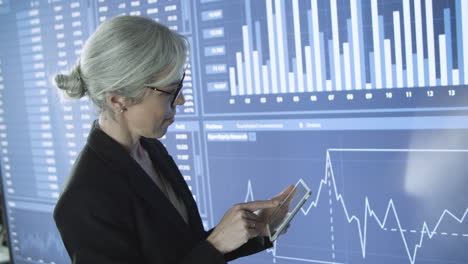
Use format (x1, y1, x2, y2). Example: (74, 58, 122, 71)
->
(244, 148, 468, 264)
(8, 208, 69, 264)
(16, 232, 67, 264)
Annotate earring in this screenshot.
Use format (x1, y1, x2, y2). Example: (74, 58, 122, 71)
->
(120, 107, 127, 113)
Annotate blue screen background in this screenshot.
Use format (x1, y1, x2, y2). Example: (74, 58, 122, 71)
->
(0, 0, 466, 264)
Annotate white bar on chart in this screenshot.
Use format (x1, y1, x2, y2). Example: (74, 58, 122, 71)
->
(304, 46, 314, 92)
(266, 0, 278, 94)
(453, 69, 460, 85)
(311, 0, 323, 91)
(365, 83, 372, 89)
(414, 0, 425, 86)
(439, 35, 448, 86)
(289, 72, 295, 93)
(330, 0, 342, 91)
(350, 0, 363, 90)
(242, 26, 253, 95)
(393, 11, 403, 88)
(252, 51, 261, 94)
(371, 0, 382, 88)
(275, 0, 287, 93)
(236, 52, 245, 95)
(292, 0, 305, 92)
(384, 39, 393, 88)
(462, 0, 468, 84)
(425, 0, 436, 86)
(343, 43, 352, 90)
(403, 0, 414, 87)
(262, 65, 270, 94)
(326, 80, 332, 91)
(229, 67, 237, 96)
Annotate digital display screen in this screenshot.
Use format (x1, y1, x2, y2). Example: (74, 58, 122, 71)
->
(0, 1, 466, 264)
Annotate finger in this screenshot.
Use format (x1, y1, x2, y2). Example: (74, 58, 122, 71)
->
(285, 188, 297, 207)
(247, 228, 259, 239)
(280, 223, 291, 235)
(245, 221, 257, 229)
(282, 188, 297, 207)
(273, 185, 295, 201)
(244, 221, 257, 234)
(239, 200, 279, 212)
(255, 222, 267, 234)
(280, 185, 295, 196)
(241, 210, 260, 221)
(246, 222, 263, 239)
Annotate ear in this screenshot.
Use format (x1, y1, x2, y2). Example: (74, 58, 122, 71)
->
(106, 95, 127, 112)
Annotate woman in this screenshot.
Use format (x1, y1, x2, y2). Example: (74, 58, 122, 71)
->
(53, 15, 292, 263)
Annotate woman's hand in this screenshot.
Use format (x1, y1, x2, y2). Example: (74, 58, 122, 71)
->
(207, 200, 279, 254)
(257, 185, 295, 237)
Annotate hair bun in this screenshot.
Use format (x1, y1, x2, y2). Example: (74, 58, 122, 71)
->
(54, 65, 87, 99)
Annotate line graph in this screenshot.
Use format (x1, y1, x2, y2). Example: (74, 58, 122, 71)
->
(8, 208, 70, 264)
(16, 232, 68, 264)
(244, 149, 468, 264)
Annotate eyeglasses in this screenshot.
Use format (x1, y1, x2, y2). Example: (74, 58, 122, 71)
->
(145, 71, 185, 106)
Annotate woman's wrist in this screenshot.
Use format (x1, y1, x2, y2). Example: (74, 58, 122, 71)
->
(207, 234, 225, 254)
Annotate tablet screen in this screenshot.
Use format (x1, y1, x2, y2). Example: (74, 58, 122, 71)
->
(267, 179, 312, 242)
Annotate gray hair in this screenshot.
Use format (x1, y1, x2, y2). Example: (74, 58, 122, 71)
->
(54, 15, 188, 113)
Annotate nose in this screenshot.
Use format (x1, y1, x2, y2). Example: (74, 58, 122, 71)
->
(174, 93, 185, 106)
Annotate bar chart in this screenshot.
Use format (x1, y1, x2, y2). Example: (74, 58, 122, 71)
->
(197, 0, 468, 114)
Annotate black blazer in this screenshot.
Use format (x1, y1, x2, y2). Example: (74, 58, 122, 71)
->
(54, 122, 272, 263)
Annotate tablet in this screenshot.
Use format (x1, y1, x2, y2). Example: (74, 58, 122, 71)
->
(266, 179, 312, 242)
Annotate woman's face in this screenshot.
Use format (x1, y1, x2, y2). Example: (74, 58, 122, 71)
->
(124, 74, 185, 139)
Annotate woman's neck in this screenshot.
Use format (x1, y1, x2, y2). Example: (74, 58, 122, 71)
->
(98, 113, 139, 151)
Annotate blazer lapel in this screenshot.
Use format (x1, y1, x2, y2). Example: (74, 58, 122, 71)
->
(127, 153, 192, 234)
(86, 122, 191, 235)
(141, 138, 206, 237)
